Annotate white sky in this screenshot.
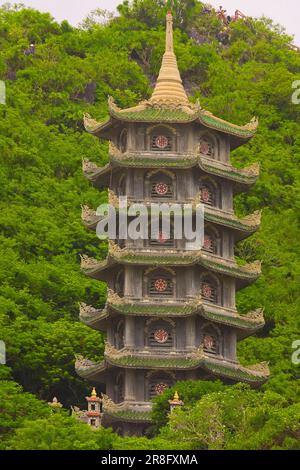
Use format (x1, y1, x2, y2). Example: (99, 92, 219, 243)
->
(2, 0, 300, 44)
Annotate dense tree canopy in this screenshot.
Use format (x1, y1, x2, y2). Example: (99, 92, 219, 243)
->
(0, 0, 299, 449)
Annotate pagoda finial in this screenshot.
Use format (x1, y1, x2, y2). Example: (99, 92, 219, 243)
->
(168, 390, 184, 412)
(166, 10, 174, 53)
(149, 11, 189, 107)
(91, 387, 97, 397)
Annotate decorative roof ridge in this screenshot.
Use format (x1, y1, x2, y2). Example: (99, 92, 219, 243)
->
(107, 96, 258, 131)
(243, 308, 265, 323)
(199, 111, 259, 132)
(80, 254, 102, 270)
(82, 158, 111, 182)
(81, 205, 101, 227)
(104, 341, 130, 359)
(198, 157, 260, 181)
(244, 361, 270, 377)
(239, 210, 262, 227)
(201, 305, 265, 330)
(83, 113, 111, 133)
(241, 162, 260, 177)
(75, 354, 97, 370)
(204, 206, 235, 220)
(204, 206, 260, 230)
(107, 288, 128, 305)
(102, 393, 125, 413)
(75, 355, 109, 379)
(79, 302, 102, 319)
(238, 259, 261, 274)
(84, 105, 258, 141)
(82, 157, 101, 174)
(203, 357, 270, 381)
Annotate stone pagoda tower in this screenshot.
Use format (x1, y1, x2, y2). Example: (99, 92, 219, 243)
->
(76, 12, 269, 435)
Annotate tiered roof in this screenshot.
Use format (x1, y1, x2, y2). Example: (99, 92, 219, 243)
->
(81, 200, 261, 242)
(79, 295, 265, 339)
(80, 243, 261, 287)
(82, 148, 260, 194)
(77, 11, 267, 416)
(75, 344, 270, 386)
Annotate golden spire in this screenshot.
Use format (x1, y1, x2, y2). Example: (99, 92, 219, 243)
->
(149, 11, 189, 107)
(173, 391, 180, 401)
(91, 387, 97, 397)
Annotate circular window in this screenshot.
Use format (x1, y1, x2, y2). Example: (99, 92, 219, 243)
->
(155, 231, 168, 244)
(203, 334, 215, 350)
(200, 140, 210, 155)
(202, 283, 212, 299)
(154, 383, 168, 395)
(203, 235, 213, 251)
(201, 187, 210, 203)
(154, 278, 168, 292)
(154, 182, 169, 195)
(155, 135, 169, 149)
(154, 329, 169, 344)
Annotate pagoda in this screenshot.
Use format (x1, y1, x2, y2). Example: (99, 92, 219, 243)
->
(76, 12, 269, 435)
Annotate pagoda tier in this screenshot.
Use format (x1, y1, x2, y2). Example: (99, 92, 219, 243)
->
(75, 348, 269, 386)
(83, 99, 258, 150)
(80, 247, 261, 287)
(79, 297, 265, 339)
(77, 11, 267, 435)
(83, 148, 260, 194)
(82, 203, 261, 242)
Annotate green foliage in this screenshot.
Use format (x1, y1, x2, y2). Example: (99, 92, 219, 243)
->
(0, 0, 300, 450)
(0, 379, 51, 448)
(8, 413, 116, 450)
(151, 379, 226, 430)
(158, 385, 300, 450)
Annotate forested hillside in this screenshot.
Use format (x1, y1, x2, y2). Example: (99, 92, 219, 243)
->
(0, 0, 299, 450)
